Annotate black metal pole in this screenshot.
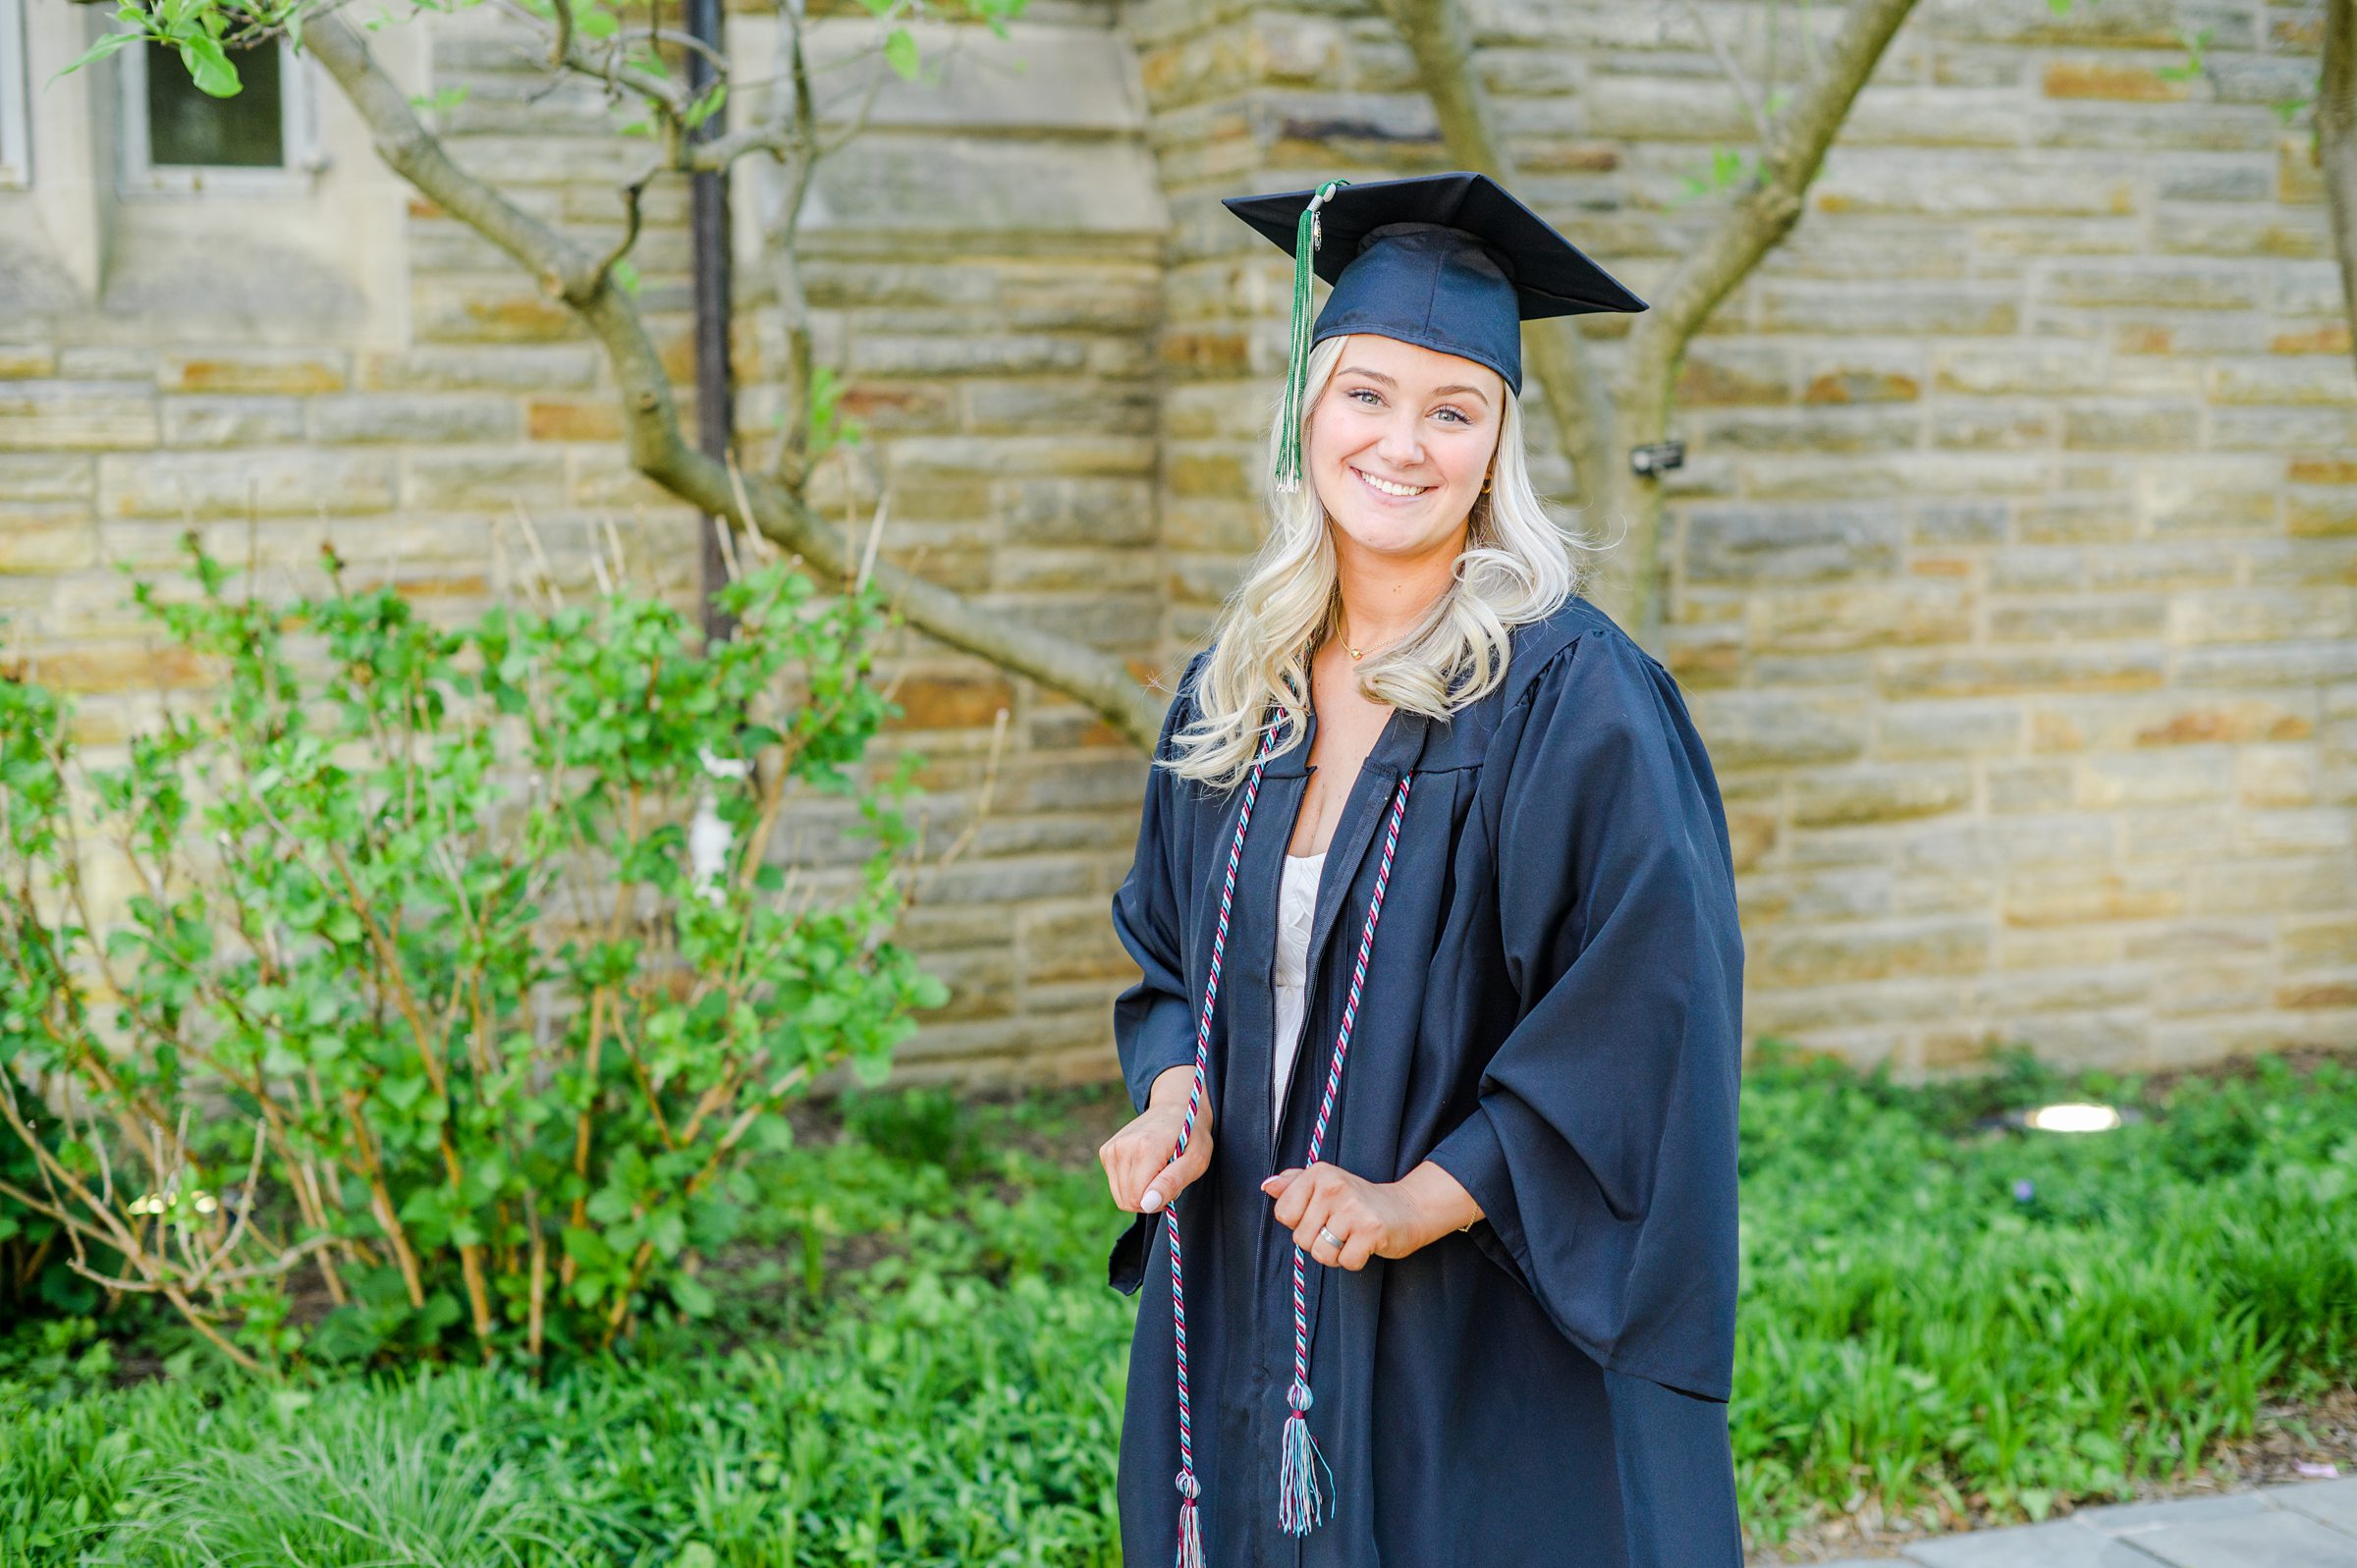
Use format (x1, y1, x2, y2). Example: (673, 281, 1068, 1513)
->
(685, 0, 736, 645)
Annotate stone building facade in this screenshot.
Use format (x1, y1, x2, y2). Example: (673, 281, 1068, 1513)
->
(2, 0, 2351, 1080)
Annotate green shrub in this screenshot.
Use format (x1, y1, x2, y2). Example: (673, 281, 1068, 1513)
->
(0, 536, 937, 1371)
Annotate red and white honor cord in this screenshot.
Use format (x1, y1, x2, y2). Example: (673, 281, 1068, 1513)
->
(1278, 772, 1411, 1538)
(1161, 713, 1416, 1566)
(1165, 724, 1278, 1568)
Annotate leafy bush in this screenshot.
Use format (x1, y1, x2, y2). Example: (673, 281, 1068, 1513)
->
(0, 536, 938, 1371)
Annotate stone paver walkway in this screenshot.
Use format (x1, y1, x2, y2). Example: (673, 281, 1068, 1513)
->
(1816, 1480, 2357, 1567)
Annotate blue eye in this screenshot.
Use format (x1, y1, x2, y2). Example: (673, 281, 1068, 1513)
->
(1435, 407, 1469, 424)
(1348, 388, 1382, 406)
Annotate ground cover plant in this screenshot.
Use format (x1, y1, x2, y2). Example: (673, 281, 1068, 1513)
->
(3, 1052, 2353, 1564)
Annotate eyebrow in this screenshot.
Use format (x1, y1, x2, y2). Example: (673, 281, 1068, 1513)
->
(1337, 366, 1492, 405)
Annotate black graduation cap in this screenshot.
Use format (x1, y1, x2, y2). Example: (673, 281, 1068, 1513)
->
(1223, 172, 1646, 489)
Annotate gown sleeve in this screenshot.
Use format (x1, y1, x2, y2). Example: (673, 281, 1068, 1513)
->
(1108, 653, 1209, 1113)
(1423, 626, 1745, 1403)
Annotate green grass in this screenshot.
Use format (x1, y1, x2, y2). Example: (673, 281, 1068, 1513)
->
(4, 1052, 2353, 1564)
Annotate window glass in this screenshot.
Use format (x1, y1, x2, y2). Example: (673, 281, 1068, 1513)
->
(0, 0, 27, 186)
(144, 37, 282, 167)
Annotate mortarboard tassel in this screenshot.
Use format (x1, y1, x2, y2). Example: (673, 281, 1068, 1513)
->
(1274, 179, 1349, 495)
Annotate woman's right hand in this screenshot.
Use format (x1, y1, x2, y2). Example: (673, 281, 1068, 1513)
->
(1099, 1063, 1213, 1215)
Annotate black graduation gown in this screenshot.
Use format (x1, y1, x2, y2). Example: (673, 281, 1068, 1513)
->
(1108, 597, 1745, 1568)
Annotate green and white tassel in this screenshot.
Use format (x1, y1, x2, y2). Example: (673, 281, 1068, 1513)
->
(1274, 179, 1349, 494)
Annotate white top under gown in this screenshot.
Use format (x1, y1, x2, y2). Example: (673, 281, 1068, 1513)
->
(1271, 849, 1326, 1119)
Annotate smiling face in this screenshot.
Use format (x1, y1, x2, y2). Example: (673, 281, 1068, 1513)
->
(1304, 334, 1506, 569)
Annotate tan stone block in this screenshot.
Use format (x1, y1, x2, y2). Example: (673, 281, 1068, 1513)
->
(2147, 488, 2279, 537)
(2122, 921, 2273, 961)
(98, 452, 398, 517)
(0, 349, 58, 379)
(0, 518, 96, 574)
(2086, 544, 2239, 591)
(1876, 700, 2024, 760)
(2268, 324, 2353, 356)
(0, 384, 160, 451)
(2235, 802, 2347, 854)
(2287, 490, 2357, 537)
(159, 351, 348, 396)
(404, 452, 568, 510)
(1676, 349, 1791, 407)
(1753, 919, 1989, 987)
(160, 397, 305, 448)
(2275, 978, 2357, 1010)
(1880, 647, 2165, 698)
(2003, 870, 2186, 927)
(2041, 60, 2188, 102)
(1987, 760, 2077, 812)
(0, 453, 95, 503)
(1792, 767, 1973, 827)
(2061, 404, 2199, 451)
(1687, 690, 1869, 770)
(1989, 597, 2165, 640)
(361, 346, 601, 393)
(2046, 264, 2262, 311)
(1996, 926, 2123, 970)
(2211, 358, 2357, 406)
(1021, 900, 1132, 985)
(2074, 750, 2233, 808)
(2192, 858, 2351, 914)
(29, 643, 209, 694)
(524, 399, 625, 443)
(2283, 917, 2357, 968)
(1933, 406, 2054, 451)
(2016, 499, 2136, 544)
(1751, 583, 1972, 653)
(309, 394, 521, 446)
(2168, 588, 2355, 645)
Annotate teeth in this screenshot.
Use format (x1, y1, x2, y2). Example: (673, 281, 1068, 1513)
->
(1356, 468, 1427, 497)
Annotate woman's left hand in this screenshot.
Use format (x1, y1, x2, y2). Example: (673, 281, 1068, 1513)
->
(1260, 1161, 1477, 1271)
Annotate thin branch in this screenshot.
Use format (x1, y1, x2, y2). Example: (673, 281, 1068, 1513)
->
(2321, 0, 2357, 377)
(300, 7, 1164, 750)
(1685, 0, 1775, 142)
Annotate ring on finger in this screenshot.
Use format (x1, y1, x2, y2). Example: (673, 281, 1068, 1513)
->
(1318, 1225, 1343, 1252)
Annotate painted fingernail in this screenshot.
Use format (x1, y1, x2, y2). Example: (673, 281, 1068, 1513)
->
(1141, 1188, 1164, 1213)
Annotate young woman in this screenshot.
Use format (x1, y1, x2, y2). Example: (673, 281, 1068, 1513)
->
(1097, 173, 1745, 1567)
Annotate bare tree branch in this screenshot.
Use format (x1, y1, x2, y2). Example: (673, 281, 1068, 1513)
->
(1372, 0, 1615, 509)
(1685, 0, 1774, 142)
(1380, 0, 1922, 646)
(298, 9, 1166, 747)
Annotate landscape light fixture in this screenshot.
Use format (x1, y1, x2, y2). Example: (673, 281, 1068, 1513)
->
(2021, 1103, 2123, 1134)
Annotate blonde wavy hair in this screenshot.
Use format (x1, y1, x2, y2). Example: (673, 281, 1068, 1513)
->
(1169, 335, 1600, 789)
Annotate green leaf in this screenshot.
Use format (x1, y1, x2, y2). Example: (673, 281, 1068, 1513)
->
(50, 28, 139, 85)
(884, 27, 920, 81)
(609, 259, 641, 297)
(576, 4, 620, 40)
(179, 34, 242, 98)
(670, 1273, 717, 1318)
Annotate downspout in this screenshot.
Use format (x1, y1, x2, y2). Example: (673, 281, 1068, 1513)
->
(685, 0, 739, 892)
(686, 0, 735, 646)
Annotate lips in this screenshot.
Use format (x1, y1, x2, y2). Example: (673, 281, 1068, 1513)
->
(1351, 465, 1430, 499)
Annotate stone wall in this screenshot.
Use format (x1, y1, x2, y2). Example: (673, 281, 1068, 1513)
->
(3, 0, 2352, 1079)
(1129, 0, 2355, 1074)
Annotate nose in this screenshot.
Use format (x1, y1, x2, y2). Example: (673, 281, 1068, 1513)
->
(1372, 407, 1424, 472)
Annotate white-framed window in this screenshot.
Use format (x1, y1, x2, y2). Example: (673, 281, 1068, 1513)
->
(0, 0, 30, 189)
(119, 31, 323, 193)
